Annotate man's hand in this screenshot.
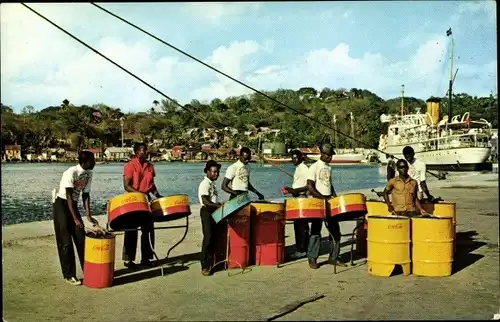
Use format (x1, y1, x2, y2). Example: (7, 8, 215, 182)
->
(257, 192, 265, 200)
(387, 205, 397, 216)
(420, 209, 431, 217)
(74, 218, 84, 229)
(284, 187, 294, 194)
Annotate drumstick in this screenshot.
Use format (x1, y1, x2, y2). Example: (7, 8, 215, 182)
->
(257, 151, 293, 178)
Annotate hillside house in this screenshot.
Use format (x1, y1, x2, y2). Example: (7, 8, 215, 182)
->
(104, 147, 133, 161)
(4, 145, 21, 160)
(85, 148, 103, 160)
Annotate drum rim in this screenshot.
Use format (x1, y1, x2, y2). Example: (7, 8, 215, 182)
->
(368, 215, 410, 220)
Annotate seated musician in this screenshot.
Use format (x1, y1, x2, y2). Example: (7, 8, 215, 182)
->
(122, 142, 162, 269)
(383, 159, 429, 217)
(221, 147, 264, 200)
(198, 160, 223, 276)
(284, 149, 310, 259)
(306, 143, 347, 269)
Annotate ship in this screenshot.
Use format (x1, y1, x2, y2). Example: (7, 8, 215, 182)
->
(376, 30, 492, 171)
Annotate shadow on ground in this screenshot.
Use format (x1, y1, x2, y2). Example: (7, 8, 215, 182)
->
(453, 230, 486, 274)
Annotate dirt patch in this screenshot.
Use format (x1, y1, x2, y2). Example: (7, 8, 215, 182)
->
(478, 212, 499, 217)
(441, 186, 490, 189)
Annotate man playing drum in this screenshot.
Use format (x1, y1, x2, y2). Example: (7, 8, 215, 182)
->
(122, 142, 162, 269)
(53, 151, 99, 286)
(222, 147, 265, 200)
(284, 149, 310, 259)
(306, 143, 347, 269)
(402, 146, 434, 201)
(383, 159, 429, 218)
(198, 160, 223, 276)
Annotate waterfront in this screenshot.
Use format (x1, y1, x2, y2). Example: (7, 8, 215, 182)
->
(2, 162, 391, 225)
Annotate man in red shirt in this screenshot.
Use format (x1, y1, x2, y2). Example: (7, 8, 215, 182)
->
(122, 142, 162, 268)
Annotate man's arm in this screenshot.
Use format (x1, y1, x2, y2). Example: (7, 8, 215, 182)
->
(330, 183, 337, 198)
(419, 162, 433, 200)
(66, 188, 84, 228)
(221, 165, 238, 195)
(149, 168, 161, 198)
(248, 182, 264, 199)
(413, 183, 428, 215)
(81, 173, 98, 224)
(383, 180, 396, 215)
(307, 180, 326, 199)
(201, 195, 222, 209)
(123, 163, 139, 193)
(285, 185, 308, 197)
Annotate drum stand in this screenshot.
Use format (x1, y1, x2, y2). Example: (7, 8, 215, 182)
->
(327, 217, 367, 274)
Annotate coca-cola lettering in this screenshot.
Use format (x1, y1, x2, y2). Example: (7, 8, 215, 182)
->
(92, 244, 111, 252)
(121, 195, 138, 205)
(388, 223, 403, 229)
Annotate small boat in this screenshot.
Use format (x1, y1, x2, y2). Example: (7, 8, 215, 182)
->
(262, 156, 292, 164)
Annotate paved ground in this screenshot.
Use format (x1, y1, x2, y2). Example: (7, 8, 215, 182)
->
(3, 173, 499, 321)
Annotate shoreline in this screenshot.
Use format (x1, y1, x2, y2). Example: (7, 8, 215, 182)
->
(2, 171, 494, 242)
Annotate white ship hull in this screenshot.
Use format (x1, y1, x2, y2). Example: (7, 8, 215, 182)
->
(378, 146, 492, 171)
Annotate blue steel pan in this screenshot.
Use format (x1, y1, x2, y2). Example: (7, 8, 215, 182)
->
(212, 192, 252, 224)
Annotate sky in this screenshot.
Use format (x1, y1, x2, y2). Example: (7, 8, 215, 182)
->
(0, 1, 497, 113)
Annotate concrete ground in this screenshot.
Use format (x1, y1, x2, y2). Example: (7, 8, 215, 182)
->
(3, 173, 499, 321)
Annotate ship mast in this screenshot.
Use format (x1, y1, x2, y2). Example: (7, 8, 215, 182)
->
(400, 84, 405, 116)
(447, 28, 454, 122)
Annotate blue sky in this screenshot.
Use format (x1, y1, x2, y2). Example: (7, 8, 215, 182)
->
(1, 1, 497, 112)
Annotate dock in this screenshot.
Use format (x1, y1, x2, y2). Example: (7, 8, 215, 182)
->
(3, 173, 499, 321)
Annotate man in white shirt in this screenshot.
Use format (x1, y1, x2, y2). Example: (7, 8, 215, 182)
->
(284, 149, 310, 259)
(198, 160, 223, 276)
(306, 143, 346, 269)
(53, 151, 99, 286)
(403, 146, 434, 201)
(221, 147, 264, 200)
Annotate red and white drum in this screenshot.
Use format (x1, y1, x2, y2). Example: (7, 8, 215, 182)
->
(285, 198, 326, 220)
(107, 192, 152, 231)
(328, 193, 367, 221)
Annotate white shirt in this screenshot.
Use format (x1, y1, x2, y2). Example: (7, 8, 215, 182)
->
(56, 164, 93, 201)
(408, 158, 426, 193)
(225, 160, 249, 191)
(307, 159, 332, 196)
(198, 176, 219, 205)
(292, 162, 309, 194)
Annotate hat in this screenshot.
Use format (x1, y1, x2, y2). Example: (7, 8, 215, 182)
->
(204, 160, 221, 173)
(320, 143, 336, 156)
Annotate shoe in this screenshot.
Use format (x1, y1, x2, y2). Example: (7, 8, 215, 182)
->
(124, 261, 138, 269)
(140, 260, 156, 268)
(201, 268, 212, 276)
(65, 277, 82, 286)
(329, 259, 348, 267)
(308, 259, 319, 269)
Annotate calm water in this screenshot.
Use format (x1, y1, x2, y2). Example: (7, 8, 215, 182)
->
(1, 162, 388, 225)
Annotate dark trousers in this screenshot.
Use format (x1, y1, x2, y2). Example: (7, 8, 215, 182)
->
(122, 218, 155, 262)
(294, 219, 310, 253)
(200, 206, 217, 270)
(307, 217, 341, 261)
(53, 197, 85, 279)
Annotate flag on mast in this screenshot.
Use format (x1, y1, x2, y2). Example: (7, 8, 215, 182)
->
(446, 28, 452, 36)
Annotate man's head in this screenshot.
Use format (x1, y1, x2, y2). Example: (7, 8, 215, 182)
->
(402, 146, 415, 163)
(204, 160, 221, 181)
(290, 149, 304, 166)
(320, 143, 335, 163)
(134, 142, 148, 162)
(79, 151, 95, 170)
(239, 147, 251, 164)
(396, 159, 409, 177)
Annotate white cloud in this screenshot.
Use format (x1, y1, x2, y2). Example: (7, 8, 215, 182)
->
(185, 2, 261, 21)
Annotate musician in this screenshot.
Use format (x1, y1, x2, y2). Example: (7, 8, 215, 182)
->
(53, 151, 98, 286)
(306, 143, 346, 269)
(386, 154, 397, 182)
(402, 146, 434, 201)
(284, 149, 310, 259)
(198, 160, 223, 276)
(222, 147, 264, 200)
(122, 142, 162, 269)
(383, 159, 429, 217)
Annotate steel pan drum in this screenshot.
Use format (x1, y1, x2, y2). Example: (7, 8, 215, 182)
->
(329, 193, 367, 221)
(151, 194, 191, 222)
(285, 198, 326, 220)
(212, 192, 252, 224)
(107, 192, 152, 230)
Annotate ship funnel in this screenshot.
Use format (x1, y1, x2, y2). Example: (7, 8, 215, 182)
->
(425, 97, 441, 125)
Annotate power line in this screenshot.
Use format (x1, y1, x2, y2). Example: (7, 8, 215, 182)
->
(89, 2, 446, 180)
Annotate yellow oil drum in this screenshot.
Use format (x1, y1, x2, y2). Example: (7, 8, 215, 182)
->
(421, 202, 456, 253)
(366, 200, 391, 217)
(412, 216, 454, 277)
(83, 232, 116, 288)
(367, 215, 411, 276)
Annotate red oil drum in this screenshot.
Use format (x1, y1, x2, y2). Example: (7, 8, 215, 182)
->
(107, 192, 152, 231)
(213, 206, 252, 270)
(251, 202, 286, 266)
(83, 232, 115, 288)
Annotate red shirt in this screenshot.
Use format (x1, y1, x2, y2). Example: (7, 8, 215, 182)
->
(123, 157, 156, 194)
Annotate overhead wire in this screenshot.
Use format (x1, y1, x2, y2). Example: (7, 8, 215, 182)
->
(21, 3, 444, 180)
(89, 3, 446, 180)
